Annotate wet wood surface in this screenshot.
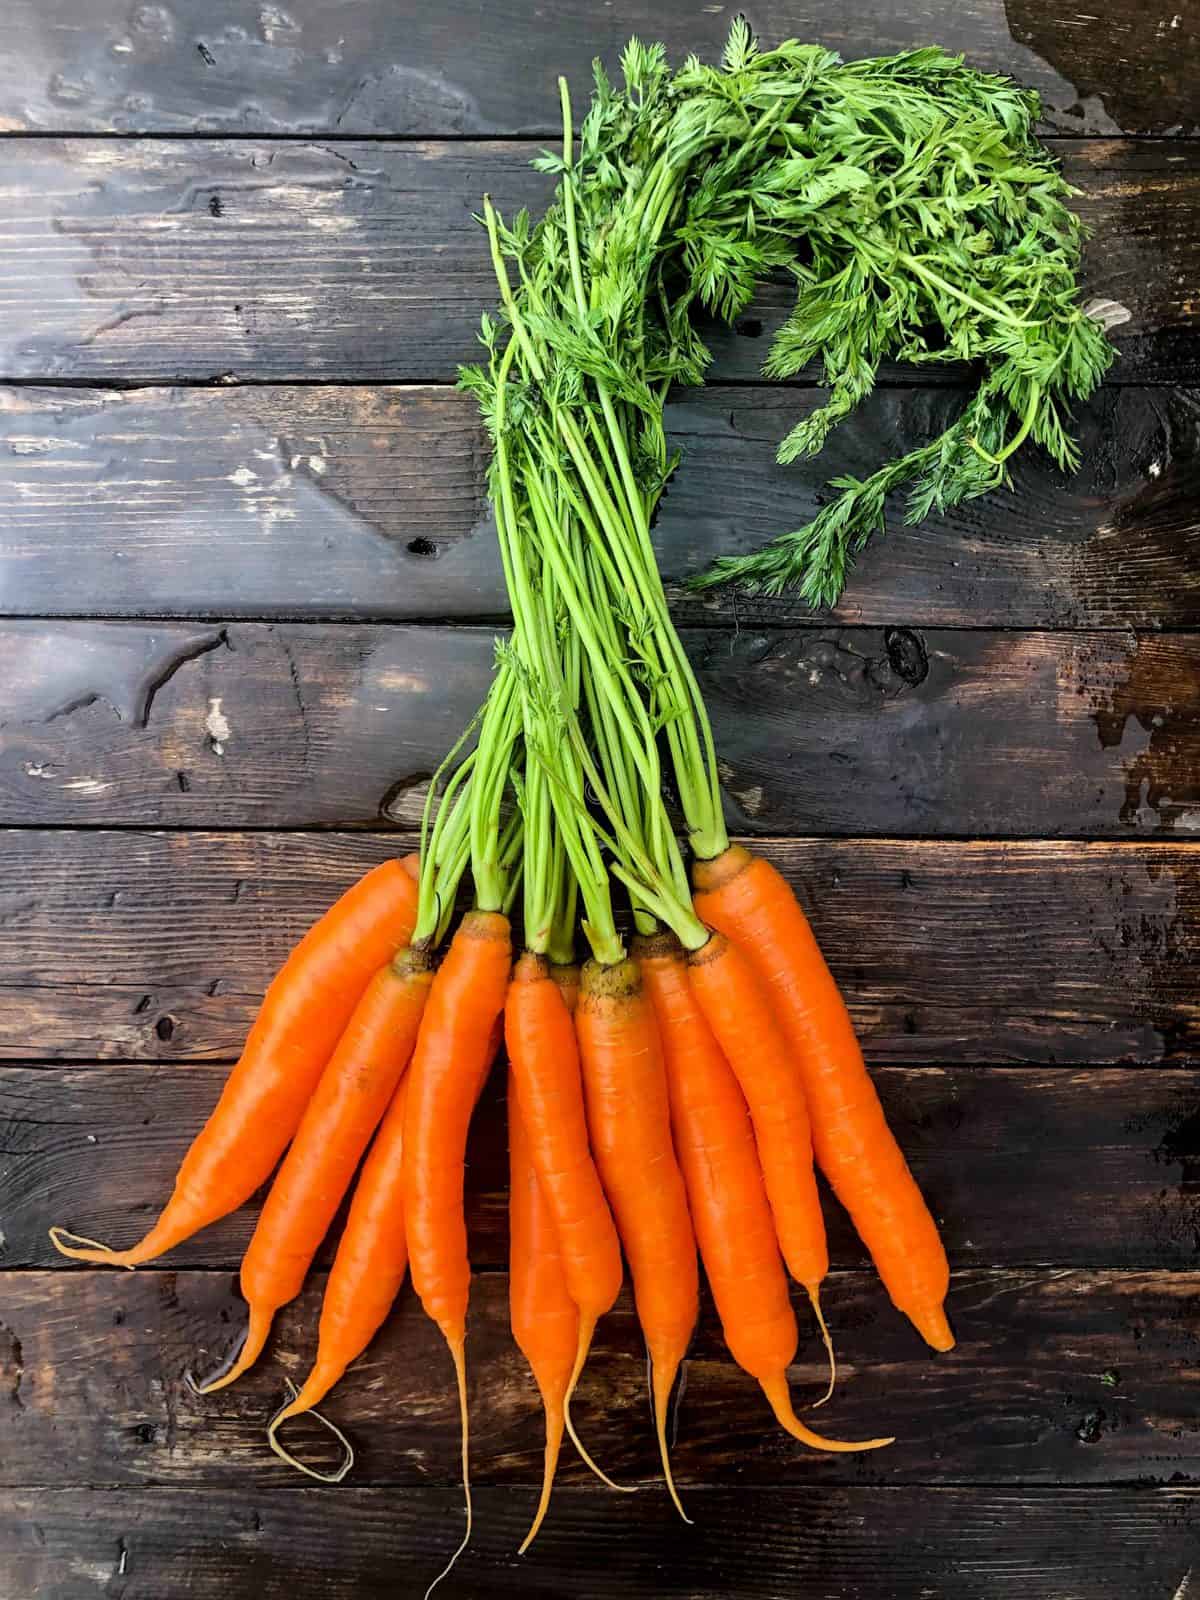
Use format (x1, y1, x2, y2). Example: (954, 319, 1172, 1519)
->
(2, 1266, 1199, 1488)
(0, 139, 1192, 384)
(4, 1485, 1197, 1600)
(6, 620, 1200, 836)
(1, 1, 1198, 1596)
(2, 0, 1196, 136)
(0, 831, 1195, 1064)
(0, 384, 1198, 630)
(5, 1066, 1200, 1272)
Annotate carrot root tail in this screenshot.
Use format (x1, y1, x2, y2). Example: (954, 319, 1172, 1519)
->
(760, 1372, 894, 1454)
(423, 1332, 472, 1600)
(563, 1316, 636, 1494)
(908, 1301, 956, 1352)
(805, 1284, 838, 1408)
(192, 1303, 274, 1395)
(267, 1377, 355, 1484)
(518, 1397, 564, 1556)
(652, 1357, 692, 1526)
(48, 1226, 141, 1270)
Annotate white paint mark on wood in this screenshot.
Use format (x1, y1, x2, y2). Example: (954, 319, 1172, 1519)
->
(227, 466, 258, 488)
(62, 777, 113, 795)
(22, 762, 54, 780)
(1171, 1567, 1193, 1600)
(205, 697, 231, 756)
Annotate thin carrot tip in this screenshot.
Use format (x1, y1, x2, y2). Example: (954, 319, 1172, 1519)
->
(47, 1225, 137, 1269)
(423, 1335, 473, 1600)
(806, 1285, 838, 1408)
(652, 1360, 691, 1526)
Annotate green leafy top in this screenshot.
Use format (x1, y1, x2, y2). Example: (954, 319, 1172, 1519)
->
(463, 22, 1114, 610)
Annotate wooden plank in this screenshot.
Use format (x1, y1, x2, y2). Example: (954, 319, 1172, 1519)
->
(4, 1487, 1197, 1600)
(1, 1267, 1198, 1489)
(5, 1066, 1199, 1272)
(6, 621, 1200, 836)
(0, 139, 1191, 384)
(0, 832, 1194, 1063)
(0, 384, 1197, 629)
(7, 620, 1200, 838)
(2, 0, 1196, 137)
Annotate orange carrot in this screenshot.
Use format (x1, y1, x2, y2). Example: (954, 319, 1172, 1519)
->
(636, 932, 892, 1454)
(684, 927, 836, 1380)
(505, 954, 622, 1422)
(402, 910, 512, 1590)
(50, 854, 419, 1268)
(269, 1074, 414, 1478)
(694, 845, 953, 1351)
(197, 945, 433, 1394)
(508, 1068, 577, 1552)
(548, 960, 581, 1017)
(575, 956, 697, 1521)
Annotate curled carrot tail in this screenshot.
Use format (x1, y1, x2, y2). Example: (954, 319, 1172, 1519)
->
(192, 1303, 274, 1395)
(47, 1226, 145, 1269)
(424, 1334, 473, 1600)
(267, 1377, 355, 1483)
(759, 1372, 894, 1454)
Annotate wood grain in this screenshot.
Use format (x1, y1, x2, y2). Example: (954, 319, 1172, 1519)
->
(2, 1267, 1198, 1489)
(5, 1066, 1200, 1273)
(0, 139, 1192, 383)
(5, 1484, 1198, 1600)
(6, 620, 1200, 836)
(2, 0, 1196, 137)
(1, 384, 1197, 629)
(0, 831, 1194, 1064)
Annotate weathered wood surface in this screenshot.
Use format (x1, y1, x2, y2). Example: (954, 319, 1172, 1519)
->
(0, 139, 1192, 384)
(1, 384, 1197, 629)
(4, 1485, 1198, 1600)
(2, 0, 1196, 137)
(6, 1066, 1200, 1272)
(0, 831, 1194, 1064)
(6, 620, 1200, 836)
(1, 1267, 1198, 1489)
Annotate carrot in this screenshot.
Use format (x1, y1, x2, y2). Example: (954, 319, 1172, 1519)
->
(402, 909, 512, 1593)
(683, 927, 837, 1386)
(269, 1073, 414, 1479)
(505, 954, 622, 1451)
(636, 932, 892, 1453)
(196, 945, 433, 1394)
(693, 845, 953, 1351)
(575, 956, 697, 1522)
(50, 854, 419, 1269)
(508, 1068, 577, 1552)
(548, 959, 581, 1018)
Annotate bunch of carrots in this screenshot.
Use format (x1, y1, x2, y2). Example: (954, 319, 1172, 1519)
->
(52, 35, 964, 1591)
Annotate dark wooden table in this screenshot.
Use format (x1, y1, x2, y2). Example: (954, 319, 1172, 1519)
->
(0, 3, 1198, 1596)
